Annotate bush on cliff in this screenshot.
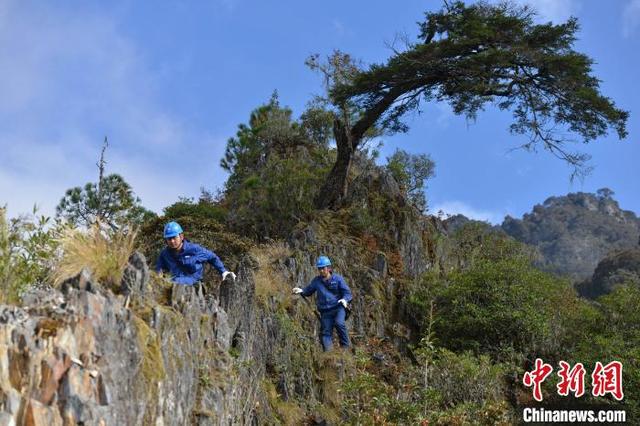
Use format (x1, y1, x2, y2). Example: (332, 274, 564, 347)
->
(0, 207, 65, 303)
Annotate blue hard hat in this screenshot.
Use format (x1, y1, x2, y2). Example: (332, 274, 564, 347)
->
(316, 256, 331, 268)
(163, 221, 183, 238)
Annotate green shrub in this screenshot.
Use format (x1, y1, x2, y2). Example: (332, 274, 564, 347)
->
(430, 349, 506, 407)
(448, 222, 537, 270)
(431, 258, 577, 360)
(226, 154, 330, 240)
(385, 148, 435, 213)
(163, 196, 226, 223)
(1, 207, 65, 303)
(569, 284, 640, 418)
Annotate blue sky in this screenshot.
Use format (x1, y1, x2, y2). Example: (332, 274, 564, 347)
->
(1, 0, 638, 224)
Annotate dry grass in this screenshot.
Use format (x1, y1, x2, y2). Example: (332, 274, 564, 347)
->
(132, 314, 165, 425)
(52, 225, 137, 289)
(262, 379, 306, 425)
(132, 315, 166, 383)
(318, 349, 354, 409)
(251, 242, 292, 301)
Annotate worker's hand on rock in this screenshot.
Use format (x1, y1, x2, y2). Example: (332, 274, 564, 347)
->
(222, 271, 236, 281)
(292, 287, 303, 295)
(338, 299, 348, 308)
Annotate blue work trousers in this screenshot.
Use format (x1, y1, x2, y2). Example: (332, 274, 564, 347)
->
(320, 306, 350, 351)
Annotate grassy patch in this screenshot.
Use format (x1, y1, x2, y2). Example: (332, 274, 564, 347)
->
(251, 242, 292, 303)
(52, 225, 137, 289)
(262, 379, 307, 425)
(132, 315, 166, 384)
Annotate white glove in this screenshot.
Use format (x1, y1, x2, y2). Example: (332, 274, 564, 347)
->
(222, 271, 236, 281)
(338, 299, 348, 308)
(292, 287, 303, 295)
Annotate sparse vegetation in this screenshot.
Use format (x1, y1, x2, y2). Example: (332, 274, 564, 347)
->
(0, 207, 65, 303)
(386, 149, 435, 213)
(52, 225, 137, 289)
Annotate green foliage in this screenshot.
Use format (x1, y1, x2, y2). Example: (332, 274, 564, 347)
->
(579, 248, 640, 298)
(299, 103, 335, 146)
(338, 345, 511, 424)
(56, 173, 156, 229)
(221, 95, 334, 240)
(429, 349, 506, 407)
(0, 207, 65, 303)
(330, 1, 627, 176)
(427, 401, 512, 426)
(221, 92, 306, 185)
(228, 156, 330, 240)
(569, 284, 640, 418)
(345, 192, 390, 241)
(405, 233, 578, 361)
(163, 192, 226, 223)
(449, 222, 537, 270)
(432, 258, 576, 359)
(386, 149, 435, 212)
(340, 349, 393, 424)
(597, 187, 615, 200)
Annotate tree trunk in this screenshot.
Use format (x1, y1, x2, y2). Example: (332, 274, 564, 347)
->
(315, 86, 406, 210)
(314, 119, 354, 210)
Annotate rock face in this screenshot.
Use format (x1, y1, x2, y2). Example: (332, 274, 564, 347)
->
(0, 252, 257, 425)
(0, 167, 449, 424)
(502, 191, 640, 281)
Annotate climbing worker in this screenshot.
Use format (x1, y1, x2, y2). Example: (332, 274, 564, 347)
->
(292, 256, 352, 351)
(156, 221, 236, 285)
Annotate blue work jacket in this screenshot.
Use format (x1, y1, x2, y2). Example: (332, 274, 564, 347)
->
(301, 273, 353, 312)
(156, 240, 226, 285)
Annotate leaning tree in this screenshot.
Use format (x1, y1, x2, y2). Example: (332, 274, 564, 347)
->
(314, 1, 628, 209)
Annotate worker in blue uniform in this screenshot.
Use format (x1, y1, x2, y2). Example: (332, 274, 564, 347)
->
(293, 256, 352, 351)
(156, 221, 236, 285)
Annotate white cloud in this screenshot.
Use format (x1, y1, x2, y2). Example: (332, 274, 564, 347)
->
(526, 0, 578, 22)
(0, 2, 224, 219)
(623, 0, 640, 37)
(488, 0, 578, 23)
(430, 200, 507, 224)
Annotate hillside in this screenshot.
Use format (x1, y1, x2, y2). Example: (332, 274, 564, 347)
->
(2, 163, 638, 423)
(501, 190, 640, 282)
(577, 248, 640, 299)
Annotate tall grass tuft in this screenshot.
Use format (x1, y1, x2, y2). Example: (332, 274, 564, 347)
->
(251, 241, 291, 301)
(53, 225, 137, 289)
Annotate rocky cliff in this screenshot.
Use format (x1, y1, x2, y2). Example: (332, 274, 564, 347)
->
(0, 169, 446, 425)
(0, 251, 259, 425)
(502, 190, 640, 281)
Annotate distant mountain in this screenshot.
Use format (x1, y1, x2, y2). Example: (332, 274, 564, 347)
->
(501, 189, 640, 282)
(576, 248, 640, 298)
